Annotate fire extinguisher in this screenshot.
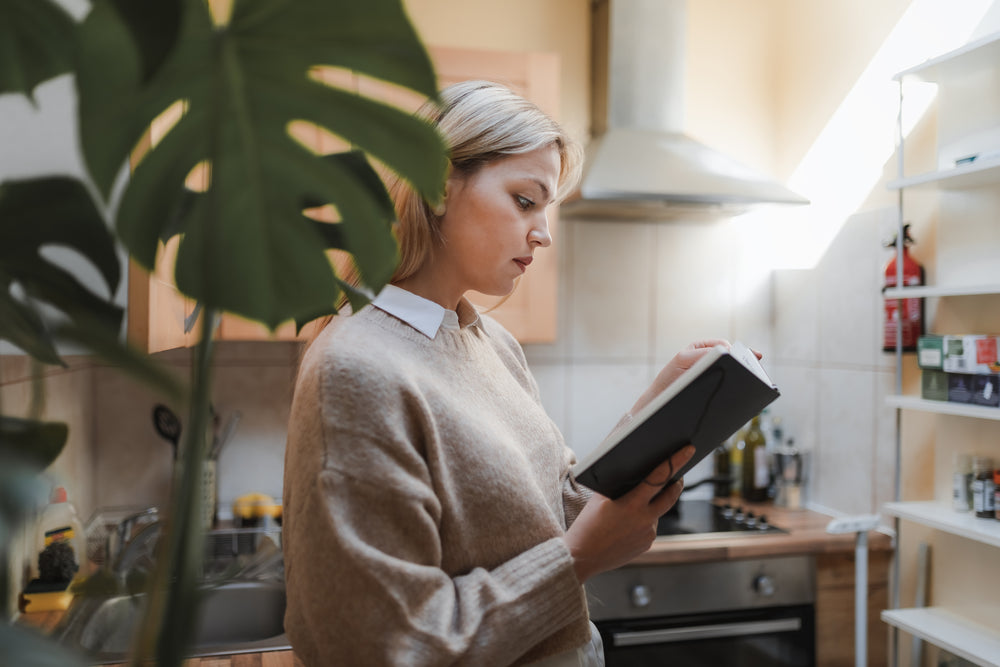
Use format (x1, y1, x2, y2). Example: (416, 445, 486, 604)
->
(882, 223, 924, 352)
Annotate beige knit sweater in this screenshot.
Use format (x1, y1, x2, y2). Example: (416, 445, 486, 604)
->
(283, 300, 593, 666)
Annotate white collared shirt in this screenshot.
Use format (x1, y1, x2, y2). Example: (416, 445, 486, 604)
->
(371, 284, 480, 339)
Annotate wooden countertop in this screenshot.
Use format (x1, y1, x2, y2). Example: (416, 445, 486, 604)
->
(629, 500, 894, 566)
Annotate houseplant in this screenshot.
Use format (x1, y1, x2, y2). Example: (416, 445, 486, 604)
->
(0, 0, 448, 664)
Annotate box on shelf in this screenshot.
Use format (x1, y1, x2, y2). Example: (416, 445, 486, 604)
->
(947, 374, 975, 404)
(942, 335, 1000, 374)
(921, 369, 949, 401)
(917, 335, 944, 370)
(970, 375, 1000, 407)
(947, 373, 1000, 407)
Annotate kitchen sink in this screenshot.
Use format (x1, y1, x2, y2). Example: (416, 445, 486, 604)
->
(55, 580, 290, 663)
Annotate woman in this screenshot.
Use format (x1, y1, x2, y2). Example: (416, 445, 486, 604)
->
(283, 80, 724, 666)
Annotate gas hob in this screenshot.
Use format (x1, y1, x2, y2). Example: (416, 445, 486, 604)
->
(656, 499, 786, 540)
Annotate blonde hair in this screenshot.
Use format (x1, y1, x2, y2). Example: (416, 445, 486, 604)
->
(303, 80, 582, 350)
(389, 80, 583, 282)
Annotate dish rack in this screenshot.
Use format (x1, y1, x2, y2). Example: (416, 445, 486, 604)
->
(85, 506, 281, 571)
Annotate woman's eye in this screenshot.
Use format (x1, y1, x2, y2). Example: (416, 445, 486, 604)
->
(515, 195, 533, 210)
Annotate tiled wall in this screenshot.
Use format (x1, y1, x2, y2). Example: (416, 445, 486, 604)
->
(525, 216, 773, 499)
(90, 342, 300, 515)
(527, 207, 897, 514)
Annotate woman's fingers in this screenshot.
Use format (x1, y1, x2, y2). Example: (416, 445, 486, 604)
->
(635, 445, 695, 503)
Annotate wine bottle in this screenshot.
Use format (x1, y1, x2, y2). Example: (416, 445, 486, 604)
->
(741, 414, 769, 502)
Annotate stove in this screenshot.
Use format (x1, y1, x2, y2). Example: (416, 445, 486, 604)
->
(656, 499, 786, 540)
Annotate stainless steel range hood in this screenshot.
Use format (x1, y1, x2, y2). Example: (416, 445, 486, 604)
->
(562, 0, 808, 219)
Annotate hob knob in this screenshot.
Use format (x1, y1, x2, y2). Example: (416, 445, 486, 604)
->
(753, 575, 776, 597)
(630, 584, 652, 608)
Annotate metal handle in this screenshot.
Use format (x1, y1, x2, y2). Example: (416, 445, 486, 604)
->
(612, 617, 802, 647)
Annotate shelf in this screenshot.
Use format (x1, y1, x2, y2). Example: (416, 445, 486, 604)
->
(881, 607, 1000, 667)
(886, 395, 1000, 420)
(883, 501, 1000, 548)
(883, 284, 1000, 298)
(887, 158, 1000, 190)
(894, 30, 1000, 83)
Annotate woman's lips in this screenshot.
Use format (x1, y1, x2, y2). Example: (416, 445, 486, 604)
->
(513, 256, 533, 272)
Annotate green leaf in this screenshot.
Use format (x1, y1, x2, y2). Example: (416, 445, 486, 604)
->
(0, 0, 77, 99)
(0, 178, 124, 359)
(0, 415, 68, 469)
(77, 0, 448, 330)
(0, 289, 62, 366)
(108, 0, 182, 83)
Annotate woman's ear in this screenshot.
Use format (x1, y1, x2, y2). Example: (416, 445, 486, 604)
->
(432, 179, 452, 217)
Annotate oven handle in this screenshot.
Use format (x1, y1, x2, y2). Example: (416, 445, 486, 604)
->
(612, 618, 802, 646)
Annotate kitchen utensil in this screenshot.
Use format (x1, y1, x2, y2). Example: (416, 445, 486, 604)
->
(209, 410, 242, 460)
(152, 404, 181, 460)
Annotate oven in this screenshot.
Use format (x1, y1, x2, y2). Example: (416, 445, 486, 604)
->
(585, 501, 815, 667)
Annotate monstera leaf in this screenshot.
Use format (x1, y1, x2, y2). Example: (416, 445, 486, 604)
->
(0, 0, 76, 98)
(0, 177, 122, 365)
(77, 0, 449, 330)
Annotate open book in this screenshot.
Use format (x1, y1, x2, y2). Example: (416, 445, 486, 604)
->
(572, 342, 780, 499)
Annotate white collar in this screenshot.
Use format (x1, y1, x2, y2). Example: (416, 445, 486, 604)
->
(371, 285, 480, 339)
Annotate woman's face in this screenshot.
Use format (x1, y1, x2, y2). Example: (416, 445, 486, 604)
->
(428, 144, 561, 307)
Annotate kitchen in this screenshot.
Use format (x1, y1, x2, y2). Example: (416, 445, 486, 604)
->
(4, 0, 1000, 666)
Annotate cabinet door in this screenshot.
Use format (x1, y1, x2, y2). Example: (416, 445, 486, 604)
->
(128, 47, 561, 351)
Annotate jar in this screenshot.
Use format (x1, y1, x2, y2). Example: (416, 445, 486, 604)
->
(971, 456, 995, 518)
(952, 453, 973, 511)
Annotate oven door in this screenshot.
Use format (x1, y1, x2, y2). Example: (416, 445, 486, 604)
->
(596, 604, 815, 667)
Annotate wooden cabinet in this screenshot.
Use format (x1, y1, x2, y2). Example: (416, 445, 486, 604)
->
(881, 31, 1000, 667)
(128, 46, 563, 352)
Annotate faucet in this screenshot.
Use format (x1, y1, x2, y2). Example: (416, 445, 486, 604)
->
(110, 508, 161, 586)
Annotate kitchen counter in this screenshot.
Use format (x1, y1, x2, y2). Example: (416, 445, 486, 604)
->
(631, 500, 893, 566)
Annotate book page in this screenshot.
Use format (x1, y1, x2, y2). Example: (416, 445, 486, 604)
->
(731, 341, 775, 387)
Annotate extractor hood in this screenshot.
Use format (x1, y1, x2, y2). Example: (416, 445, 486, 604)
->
(562, 0, 808, 220)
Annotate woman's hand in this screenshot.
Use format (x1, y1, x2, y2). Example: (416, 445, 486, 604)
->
(630, 339, 755, 417)
(564, 445, 695, 583)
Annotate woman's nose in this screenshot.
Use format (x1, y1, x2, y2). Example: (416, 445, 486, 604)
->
(529, 214, 552, 247)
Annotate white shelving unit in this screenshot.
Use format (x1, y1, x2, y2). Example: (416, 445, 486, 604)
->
(883, 501, 1000, 548)
(884, 30, 1000, 667)
(885, 395, 1000, 421)
(880, 608, 1000, 667)
(884, 284, 1000, 299)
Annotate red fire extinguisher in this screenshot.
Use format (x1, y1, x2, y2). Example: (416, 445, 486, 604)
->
(882, 223, 924, 352)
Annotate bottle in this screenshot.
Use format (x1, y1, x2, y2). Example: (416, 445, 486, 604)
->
(729, 425, 746, 498)
(882, 224, 925, 352)
(712, 443, 731, 498)
(741, 414, 769, 502)
(971, 456, 995, 518)
(32, 486, 87, 579)
(952, 453, 973, 512)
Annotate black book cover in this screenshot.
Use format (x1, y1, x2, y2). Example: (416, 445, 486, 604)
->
(572, 343, 780, 499)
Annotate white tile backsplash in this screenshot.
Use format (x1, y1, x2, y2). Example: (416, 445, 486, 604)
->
(654, 221, 736, 361)
(565, 362, 653, 462)
(815, 368, 876, 515)
(817, 208, 887, 368)
(568, 220, 654, 360)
